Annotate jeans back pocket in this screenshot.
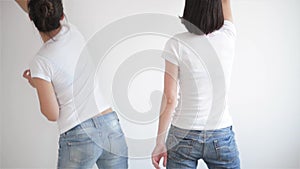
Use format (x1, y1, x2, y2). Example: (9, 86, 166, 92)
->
(213, 132, 239, 163)
(68, 137, 98, 164)
(167, 133, 194, 162)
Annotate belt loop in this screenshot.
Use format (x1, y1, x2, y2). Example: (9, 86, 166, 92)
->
(92, 117, 99, 128)
(204, 130, 208, 142)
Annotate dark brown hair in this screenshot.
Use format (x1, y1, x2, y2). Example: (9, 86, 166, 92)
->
(28, 0, 64, 33)
(181, 0, 224, 35)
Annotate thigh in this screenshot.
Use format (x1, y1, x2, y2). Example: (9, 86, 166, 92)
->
(204, 130, 240, 169)
(167, 152, 198, 169)
(57, 125, 103, 169)
(96, 118, 128, 169)
(96, 150, 128, 169)
(166, 131, 198, 169)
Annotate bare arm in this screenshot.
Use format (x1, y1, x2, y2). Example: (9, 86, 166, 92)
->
(156, 61, 178, 145)
(222, 0, 233, 22)
(15, 0, 29, 13)
(33, 78, 59, 122)
(152, 61, 178, 169)
(23, 70, 59, 121)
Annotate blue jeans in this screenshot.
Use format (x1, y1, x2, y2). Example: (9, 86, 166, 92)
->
(57, 112, 128, 169)
(166, 125, 240, 169)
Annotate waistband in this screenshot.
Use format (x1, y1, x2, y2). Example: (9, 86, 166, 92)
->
(169, 125, 233, 138)
(61, 111, 118, 136)
(84, 111, 119, 128)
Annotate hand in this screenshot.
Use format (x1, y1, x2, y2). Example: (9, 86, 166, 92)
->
(23, 69, 35, 88)
(15, 0, 30, 13)
(152, 143, 167, 169)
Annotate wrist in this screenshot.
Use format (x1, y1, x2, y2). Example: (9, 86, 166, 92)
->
(156, 138, 166, 146)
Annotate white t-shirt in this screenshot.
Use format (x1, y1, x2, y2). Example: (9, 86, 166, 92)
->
(30, 23, 110, 134)
(162, 20, 237, 130)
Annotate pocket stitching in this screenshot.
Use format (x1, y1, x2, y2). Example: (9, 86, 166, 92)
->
(68, 140, 96, 163)
(108, 131, 128, 156)
(67, 139, 94, 146)
(168, 135, 193, 162)
(214, 139, 237, 163)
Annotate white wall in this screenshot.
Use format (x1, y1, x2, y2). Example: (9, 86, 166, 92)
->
(231, 0, 300, 168)
(0, 3, 3, 168)
(1, 0, 300, 168)
(1, 1, 59, 168)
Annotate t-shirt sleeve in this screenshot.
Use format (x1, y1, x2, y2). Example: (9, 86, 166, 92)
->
(161, 38, 180, 66)
(29, 56, 52, 82)
(220, 20, 237, 39)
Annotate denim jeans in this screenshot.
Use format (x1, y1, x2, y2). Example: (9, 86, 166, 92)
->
(166, 125, 240, 169)
(57, 112, 128, 169)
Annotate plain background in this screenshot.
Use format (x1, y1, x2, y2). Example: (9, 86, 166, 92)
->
(1, 0, 300, 168)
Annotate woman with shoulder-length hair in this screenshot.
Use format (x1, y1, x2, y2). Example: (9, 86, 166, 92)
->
(152, 0, 240, 168)
(15, 0, 128, 168)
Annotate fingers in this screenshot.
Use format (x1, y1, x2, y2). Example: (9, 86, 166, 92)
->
(152, 144, 168, 169)
(23, 69, 35, 88)
(23, 69, 31, 80)
(163, 153, 167, 167)
(152, 156, 160, 169)
(23, 69, 30, 77)
(152, 153, 168, 169)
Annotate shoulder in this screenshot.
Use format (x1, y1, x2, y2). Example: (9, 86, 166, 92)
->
(53, 22, 85, 45)
(218, 20, 237, 39)
(68, 23, 85, 41)
(63, 23, 86, 51)
(173, 32, 194, 41)
(29, 54, 54, 82)
(165, 33, 192, 47)
(30, 54, 52, 68)
(223, 20, 236, 31)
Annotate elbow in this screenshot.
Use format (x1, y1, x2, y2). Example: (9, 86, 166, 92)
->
(166, 96, 177, 107)
(161, 95, 177, 117)
(41, 109, 59, 122)
(164, 92, 177, 109)
(46, 116, 58, 122)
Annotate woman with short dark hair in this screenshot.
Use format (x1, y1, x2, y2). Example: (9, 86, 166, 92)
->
(152, 0, 240, 168)
(15, 0, 128, 168)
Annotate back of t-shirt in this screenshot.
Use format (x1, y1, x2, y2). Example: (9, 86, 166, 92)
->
(30, 23, 110, 134)
(162, 20, 237, 130)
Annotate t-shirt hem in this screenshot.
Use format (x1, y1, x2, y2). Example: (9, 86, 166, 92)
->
(171, 120, 233, 131)
(161, 54, 179, 66)
(58, 105, 111, 134)
(31, 73, 51, 82)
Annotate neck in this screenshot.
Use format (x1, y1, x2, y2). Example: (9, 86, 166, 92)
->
(40, 27, 62, 43)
